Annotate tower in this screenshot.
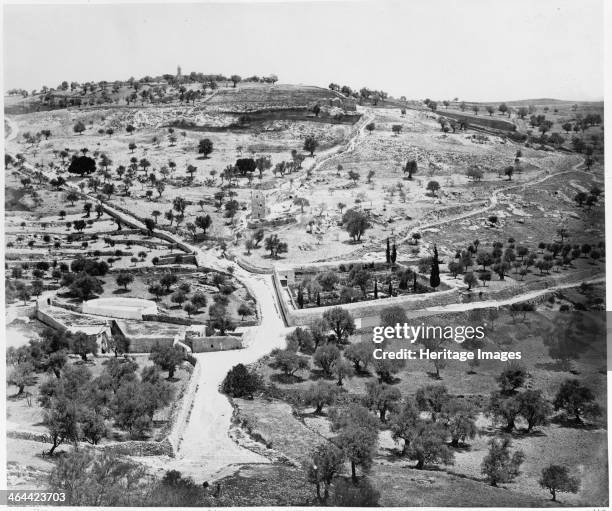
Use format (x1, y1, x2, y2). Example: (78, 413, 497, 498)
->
(251, 191, 266, 220)
(176, 65, 182, 80)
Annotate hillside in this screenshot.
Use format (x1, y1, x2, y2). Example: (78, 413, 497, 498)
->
(4, 80, 357, 117)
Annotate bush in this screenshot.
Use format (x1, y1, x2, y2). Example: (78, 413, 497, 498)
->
(221, 363, 261, 399)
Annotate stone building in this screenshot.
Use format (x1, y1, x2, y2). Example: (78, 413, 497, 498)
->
(251, 190, 267, 219)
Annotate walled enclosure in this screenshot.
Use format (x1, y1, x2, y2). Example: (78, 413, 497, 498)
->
(82, 297, 159, 320)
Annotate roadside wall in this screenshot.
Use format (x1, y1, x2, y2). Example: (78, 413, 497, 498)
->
(166, 361, 201, 454)
(6, 430, 174, 457)
(36, 308, 69, 331)
(188, 335, 243, 353)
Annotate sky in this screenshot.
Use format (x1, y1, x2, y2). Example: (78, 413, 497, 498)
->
(2, 0, 605, 102)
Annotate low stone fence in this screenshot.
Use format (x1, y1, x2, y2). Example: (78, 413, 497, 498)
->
(272, 262, 457, 327)
(141, 313, 204, 326)
(155, 254, 198, 266)
(286, 287, 461, 327)
(101, 203, 194, 255)
(7, 430, 174, 457)
(99, 439, 173, 457)
(50, 299, 81, 313)
(433, 110, 516, 132)
(6, 305, 37, 322)
(230, 255, 274, 275)
(166, 360, 202, 454)
(7, 431, 49, 443)
(246, 217, 296, 229)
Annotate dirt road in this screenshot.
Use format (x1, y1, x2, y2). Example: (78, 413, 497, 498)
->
(161, 273, 291, 482)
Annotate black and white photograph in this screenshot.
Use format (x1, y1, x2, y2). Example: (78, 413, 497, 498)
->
(2, 0, 608, 507)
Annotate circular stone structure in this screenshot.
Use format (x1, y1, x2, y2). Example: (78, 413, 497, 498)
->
(82, 297, 158, 320)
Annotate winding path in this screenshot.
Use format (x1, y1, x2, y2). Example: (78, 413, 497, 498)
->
(400, 157, 585, 244)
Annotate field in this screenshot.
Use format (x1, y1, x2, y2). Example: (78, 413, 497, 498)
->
(231, 289, 607, 506)
(6, 355, 191, 442)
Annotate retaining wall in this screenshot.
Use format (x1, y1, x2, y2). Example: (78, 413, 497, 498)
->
(436, 111, 516, 131)
(126, 336, 176, 352)
(166, 361, 202, 454)
(155, 254, 198, 266)
(6, 431, 174, 457)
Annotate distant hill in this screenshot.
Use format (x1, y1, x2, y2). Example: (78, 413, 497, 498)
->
(501, 98, 603, 107)
(4, 80, 356, 116)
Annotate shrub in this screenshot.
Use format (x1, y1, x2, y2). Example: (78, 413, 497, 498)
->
(221, 363, 261, 399)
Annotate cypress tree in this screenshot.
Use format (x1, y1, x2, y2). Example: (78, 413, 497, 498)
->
(316, 291, 321, 306)
(388, 282, 393, 297)
(385, 238, 391, 264)
(391, 244, 397, 264)
(374, 280, 378, 299)
(297, 287, 304, 308)
(430, 244, 441, 288)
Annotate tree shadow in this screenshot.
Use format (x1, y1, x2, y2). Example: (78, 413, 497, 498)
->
(381, 445, 412, 461)
(308, 369, 334, 382)
(477, 425, 505, 437)
(112, 288, 130, 295)
(534, 361, 573, 372)
(299, 409, 330, 419)
(75, 359, 97, 366)
(426, 371, 443, 381)
(550, 414, 600, 430)
(7, 392, 30, 401)
(515, 428, 547, 438)
(270, 373, 305, 384)
(447, 441, 475, 452)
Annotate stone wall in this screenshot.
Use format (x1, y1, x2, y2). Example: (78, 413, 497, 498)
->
(188, 335, 243, 353)
(36, 308, 69, 331)
(128, 336, 175, 352)
(99, 439, 173, 457)
(6, 431, 174, 457)
(285, 287, 461, 327)
(230, 255, 274, 275)
(273, 264, 458, 327)
(166, 361, 201, 454)
(141, 313, 203, 326)
(155, 254, 198, 266)
(436, 110, 516, 131)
